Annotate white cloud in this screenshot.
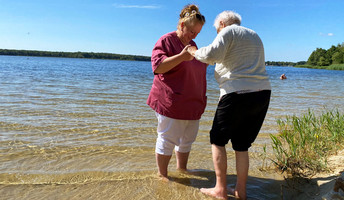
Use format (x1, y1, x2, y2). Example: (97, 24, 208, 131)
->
(319, 32, 334, 37)
(113, 4, 161, 9)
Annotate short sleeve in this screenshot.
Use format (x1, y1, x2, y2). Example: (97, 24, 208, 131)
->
(151, 38, 169, 73)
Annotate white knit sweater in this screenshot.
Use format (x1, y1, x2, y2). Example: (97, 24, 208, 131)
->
(194, 24, 271, 98)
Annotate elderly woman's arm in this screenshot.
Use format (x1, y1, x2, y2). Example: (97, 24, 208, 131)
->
(190, 31, 229, 65)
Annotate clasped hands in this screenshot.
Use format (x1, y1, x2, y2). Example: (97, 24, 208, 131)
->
(186, 45, 197, 56)
(182, 45, 198, 61)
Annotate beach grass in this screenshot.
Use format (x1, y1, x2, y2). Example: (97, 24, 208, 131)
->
(295, 64, 344, 70)
(269, 109, 344, 177)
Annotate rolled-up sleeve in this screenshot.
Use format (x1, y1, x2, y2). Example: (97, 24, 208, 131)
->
(151, 38, 169, 73)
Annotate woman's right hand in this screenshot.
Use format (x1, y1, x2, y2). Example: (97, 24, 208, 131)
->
(154, 45, 194, 74)
(181, 45, 194, 61)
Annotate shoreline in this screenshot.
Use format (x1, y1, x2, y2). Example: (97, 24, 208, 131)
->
(294, 64, 344, 71)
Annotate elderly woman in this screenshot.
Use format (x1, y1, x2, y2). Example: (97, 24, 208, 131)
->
(188, 11, 271, 199)
(147, 4, 207, 180)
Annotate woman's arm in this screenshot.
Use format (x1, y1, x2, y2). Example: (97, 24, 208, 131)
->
(154, 45, 194, 74)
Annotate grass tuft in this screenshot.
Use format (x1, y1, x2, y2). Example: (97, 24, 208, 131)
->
(269, 109, 344, 177)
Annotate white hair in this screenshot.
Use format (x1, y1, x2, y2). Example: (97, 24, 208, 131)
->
(214, 11, 241, 30)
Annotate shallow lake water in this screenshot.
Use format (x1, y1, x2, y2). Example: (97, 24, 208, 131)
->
(0, 56, 343, 199)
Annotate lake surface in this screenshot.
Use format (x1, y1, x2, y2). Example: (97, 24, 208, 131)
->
(0, 55, 343, 199)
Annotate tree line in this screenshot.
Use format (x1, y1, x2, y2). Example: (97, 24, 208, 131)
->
(265, 61, 306, 66)
(266, 42, 344, 70)
(0, 49, 151, 62)
(0, 48, 307, 67)
(307, 43, 344, 66)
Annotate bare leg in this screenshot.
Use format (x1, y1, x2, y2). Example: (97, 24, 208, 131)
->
(156, 153, 172, 180)
(200, 144, 227, 199)
(175, 151, 190, 171)
(234, 151, 249, 200)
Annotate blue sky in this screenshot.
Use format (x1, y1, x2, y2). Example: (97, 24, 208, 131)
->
(0, 0, 343, 62)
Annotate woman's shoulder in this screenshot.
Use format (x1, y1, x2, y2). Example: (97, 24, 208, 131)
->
(222, 24, 242, 33)
(154, 32, 179, 48)
(189, 39, 197, 46)
(159, 31, 177, 41)
(222, 25, 258, 39)
(230, 25, 257, 35)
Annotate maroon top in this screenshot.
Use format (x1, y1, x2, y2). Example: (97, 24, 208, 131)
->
(147, 31, 207, 120)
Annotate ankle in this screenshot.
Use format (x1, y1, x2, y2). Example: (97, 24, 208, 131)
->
(157, 173, 169, 182)
(214, 185, 227, 195)
(234, 189, 246, 200)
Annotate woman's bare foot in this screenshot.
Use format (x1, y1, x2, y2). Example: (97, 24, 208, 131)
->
(177, 168, 188, 173)
(200, 187, 227, 199)
(227, 186, 246, 200)
(157, 173, 169, 182)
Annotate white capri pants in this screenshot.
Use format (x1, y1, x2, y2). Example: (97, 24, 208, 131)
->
(155, 112, 200, 155)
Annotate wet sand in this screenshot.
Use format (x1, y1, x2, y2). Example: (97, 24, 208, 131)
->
(2, 151, 343, 200)
(0, 170, 284, 200)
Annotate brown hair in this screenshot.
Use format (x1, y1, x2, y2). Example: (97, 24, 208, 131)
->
(177, 4, 205, 28)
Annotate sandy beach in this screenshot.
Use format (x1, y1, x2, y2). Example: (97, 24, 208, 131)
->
(285, 149, 344, 200)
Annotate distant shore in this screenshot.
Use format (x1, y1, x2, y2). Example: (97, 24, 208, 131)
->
(0, 49, 151, 62)
(294, 64, 344, 70)
(0, 49, 306, 66)
(265, 61, 344, 70)
(2, 49, 344, 70)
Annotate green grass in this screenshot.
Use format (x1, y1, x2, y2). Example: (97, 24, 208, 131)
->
(295, 64, 344, 70)
(269, 109, 344, 177)
(328, 64, 344, 70)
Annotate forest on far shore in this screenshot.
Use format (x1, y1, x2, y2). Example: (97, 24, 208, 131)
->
(0, 49, 151, 61)
(307, 43, 344, 66)
(296, 43, 344, 70)
(265, 61, 306, 66)
(267, 43, 344, 70)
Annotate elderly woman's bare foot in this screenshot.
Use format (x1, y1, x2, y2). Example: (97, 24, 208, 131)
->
(227, 186, 235, 196)
(200, 187, 227, 199)
(227, 186, 246, 200)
